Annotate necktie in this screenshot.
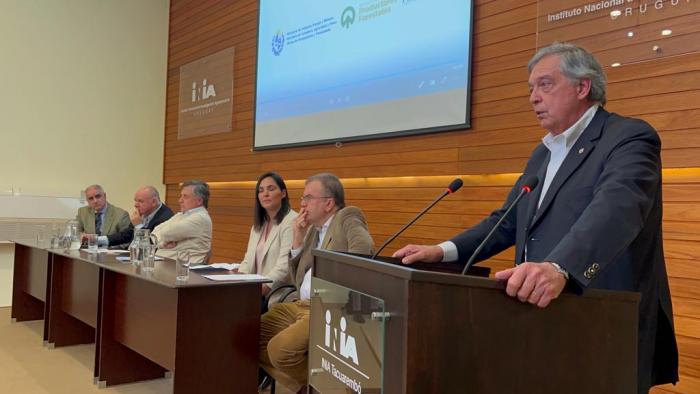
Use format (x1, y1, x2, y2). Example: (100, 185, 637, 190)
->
(95, 212, 102, 235)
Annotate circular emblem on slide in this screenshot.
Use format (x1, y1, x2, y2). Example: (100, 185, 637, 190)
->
(271, 30, 285, 56)
(341, 6, 356, 28)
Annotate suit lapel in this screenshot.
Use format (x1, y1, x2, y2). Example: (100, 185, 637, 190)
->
(102, 204, 113, 234)
(261, 222, 280, 259)
(148, 205, 167, 230)
(86, 209, 96, 234)
(297, 227, 319, 286)
(530, 109, 607, 230)
(321, 214, 340, 250)
(525, 153, 549, 228)
(516, 152, 549, 263)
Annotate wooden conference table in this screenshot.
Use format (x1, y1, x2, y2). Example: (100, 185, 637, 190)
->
(11, 240, 265, 394)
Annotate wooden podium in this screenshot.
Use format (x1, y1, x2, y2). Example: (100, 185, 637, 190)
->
(311, 250, 639, 394)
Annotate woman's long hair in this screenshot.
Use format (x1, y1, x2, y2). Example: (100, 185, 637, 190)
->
(253, 172, 291, 231)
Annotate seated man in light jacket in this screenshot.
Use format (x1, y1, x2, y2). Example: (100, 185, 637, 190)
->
(152, 180, 212, 265)
(76, 184, 131, 237)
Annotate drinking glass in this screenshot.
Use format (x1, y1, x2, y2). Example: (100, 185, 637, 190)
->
(142, 244, 156, 272)
(175, 250, 190, 281)
(86, 234, 98, 253)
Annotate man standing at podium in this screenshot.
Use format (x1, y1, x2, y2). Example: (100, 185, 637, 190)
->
(259, 173, 374, 393)
(393, 43, 678, 393)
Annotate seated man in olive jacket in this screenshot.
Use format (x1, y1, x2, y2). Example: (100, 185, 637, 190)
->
(76, 184, 130, 237)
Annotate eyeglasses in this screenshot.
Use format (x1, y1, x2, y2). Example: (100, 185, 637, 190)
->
(300, 194, 332, 202)
(87, 194, 104, 201)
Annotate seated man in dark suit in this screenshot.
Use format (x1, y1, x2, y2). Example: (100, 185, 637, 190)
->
(97, 186, 174, 248)
(76, 184, 131, 237)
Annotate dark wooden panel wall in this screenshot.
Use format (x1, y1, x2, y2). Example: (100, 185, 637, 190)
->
(164, 1, 700, 392)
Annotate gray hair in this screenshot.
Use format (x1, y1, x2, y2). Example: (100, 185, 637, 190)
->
(85, 184, 104, 194)
(528, 42, 607, 106)
(306, 173, 345, 209)
(182, 180, 210, 208)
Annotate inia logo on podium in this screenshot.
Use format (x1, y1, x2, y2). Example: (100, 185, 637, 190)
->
(324, 310, 359, 365)
(191, 79, 217, 102)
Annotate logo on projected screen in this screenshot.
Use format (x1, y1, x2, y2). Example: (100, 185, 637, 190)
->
(341, 6, 356, 28)
(271, 30, 285, 56)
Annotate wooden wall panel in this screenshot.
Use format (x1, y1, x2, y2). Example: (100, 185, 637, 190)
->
(164, 0, 700, 392)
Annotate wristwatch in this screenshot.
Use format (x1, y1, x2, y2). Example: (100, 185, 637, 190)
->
(549, 262, 569, 280)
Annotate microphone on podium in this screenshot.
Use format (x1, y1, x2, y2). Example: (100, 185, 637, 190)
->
(461, 175, 540, 275)
(371, 178, 463, 259)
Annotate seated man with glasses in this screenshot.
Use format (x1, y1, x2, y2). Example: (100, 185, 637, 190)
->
(76, 184, 131, 238)
(259, 172, 374, 394)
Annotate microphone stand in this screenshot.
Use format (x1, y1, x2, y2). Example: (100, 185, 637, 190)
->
(372, 190, 450, 260)
(461, 184, 535, 275)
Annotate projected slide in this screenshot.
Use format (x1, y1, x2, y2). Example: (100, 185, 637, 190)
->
(255, 0, 473, 149)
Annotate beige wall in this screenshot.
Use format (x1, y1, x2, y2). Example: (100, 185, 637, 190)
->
(0, 0, 170, 209)
(0, 0, 170, 306)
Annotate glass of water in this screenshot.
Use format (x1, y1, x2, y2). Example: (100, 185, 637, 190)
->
(142, 244, 156, 272)
(175, 250, 190, 281)
(36, 225, 46, 248)
(86, 234, 98, 253)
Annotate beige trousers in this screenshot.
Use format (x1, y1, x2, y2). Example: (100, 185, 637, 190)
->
(260, 299, 311, 392)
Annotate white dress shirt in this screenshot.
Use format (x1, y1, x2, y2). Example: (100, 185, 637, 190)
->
(292, 215, 334, 300)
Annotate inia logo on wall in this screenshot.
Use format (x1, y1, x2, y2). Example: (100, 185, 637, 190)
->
(271, 30, 285, 55)
(191, 79, 217, 103)
(177, 46, 234, 139)
(324, 310, 359, 364)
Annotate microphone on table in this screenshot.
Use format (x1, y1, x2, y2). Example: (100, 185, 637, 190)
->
(371, 178, 463, 260)
(461, 176, 540, 275)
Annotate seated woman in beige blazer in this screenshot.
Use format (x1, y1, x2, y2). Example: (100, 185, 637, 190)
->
(238, 172, 297, 300)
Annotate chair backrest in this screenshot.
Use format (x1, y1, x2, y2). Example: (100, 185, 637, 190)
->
(265, 284, 298, 309)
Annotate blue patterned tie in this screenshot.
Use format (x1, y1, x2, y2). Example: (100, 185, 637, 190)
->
(95, 212, 102, 235)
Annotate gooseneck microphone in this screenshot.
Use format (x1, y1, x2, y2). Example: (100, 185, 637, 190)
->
(461, 176, 539, 275)
(371, 178, 463, 259)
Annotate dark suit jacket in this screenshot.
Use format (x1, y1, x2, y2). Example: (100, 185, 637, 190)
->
(289, 206, 374, 290)
(107, 204, 175, 247)
(451, 108, 678, 392)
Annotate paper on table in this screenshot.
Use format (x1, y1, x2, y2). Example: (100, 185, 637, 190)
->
(115, 256, 164, 262)
(202, 274, 269, 281)
(190, 262, 240, 271)
(81, 248, 109, 253)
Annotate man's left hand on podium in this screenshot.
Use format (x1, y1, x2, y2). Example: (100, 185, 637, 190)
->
(495, 262, 567, 308)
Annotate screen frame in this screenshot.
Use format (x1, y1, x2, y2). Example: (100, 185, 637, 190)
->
(252, 0, 475, 151)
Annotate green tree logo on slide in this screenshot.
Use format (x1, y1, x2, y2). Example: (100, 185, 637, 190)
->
(341, 6, 356, 28)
